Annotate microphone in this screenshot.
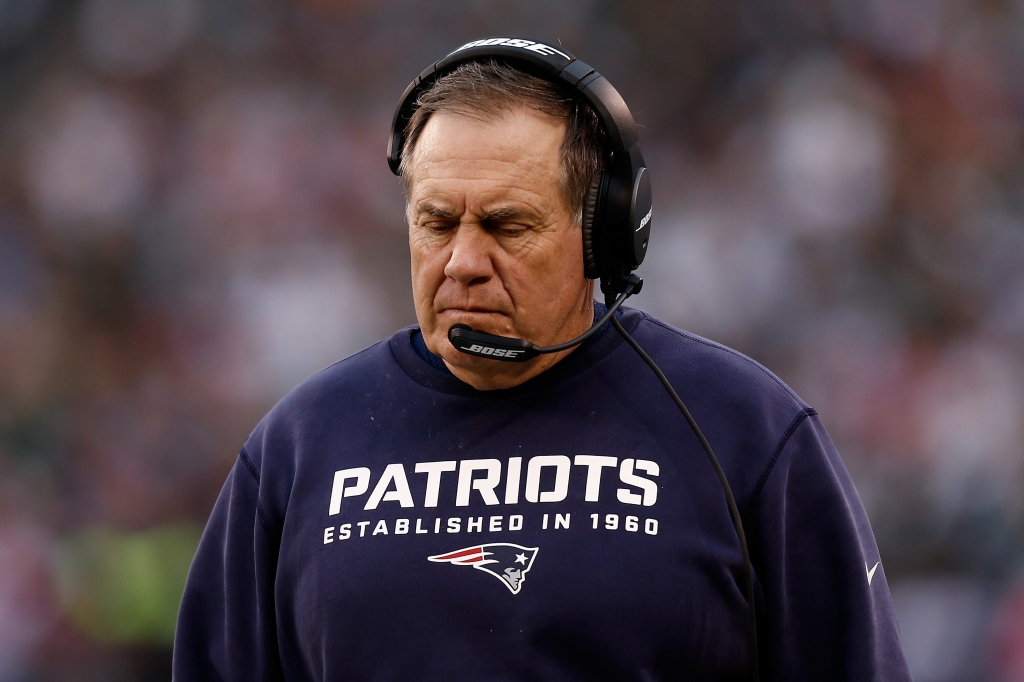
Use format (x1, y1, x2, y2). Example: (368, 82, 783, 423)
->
(447, 275, 642, 362)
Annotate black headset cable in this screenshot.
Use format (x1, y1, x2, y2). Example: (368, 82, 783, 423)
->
(610, 313, 760, 682)
(535, 288, 631, 353)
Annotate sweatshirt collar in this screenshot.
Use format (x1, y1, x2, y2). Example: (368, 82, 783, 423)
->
(390, 304, 644, 397)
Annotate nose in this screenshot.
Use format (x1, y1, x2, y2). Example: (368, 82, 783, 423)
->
(444, 224, 494, 286)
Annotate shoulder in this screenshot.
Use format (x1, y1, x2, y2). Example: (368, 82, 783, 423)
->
(623, 311, 816, 497)
(241, 337, 398, 472)
(274, 337, 398, 415)
(631, 310, 808, 414)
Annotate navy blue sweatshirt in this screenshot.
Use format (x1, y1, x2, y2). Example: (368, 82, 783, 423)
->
(173, 307, 911, 681)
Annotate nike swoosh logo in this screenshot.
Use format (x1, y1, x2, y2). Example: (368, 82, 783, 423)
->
(866, 561, 880, 585)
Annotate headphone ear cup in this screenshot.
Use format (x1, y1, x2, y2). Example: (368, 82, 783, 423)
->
(581, 174, 602, 280)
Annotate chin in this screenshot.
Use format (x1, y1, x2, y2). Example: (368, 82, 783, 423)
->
(426, 328, 515, 372)
(443, 347, 540, 384)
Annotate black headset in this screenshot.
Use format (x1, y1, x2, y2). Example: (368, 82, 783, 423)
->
(387, 37, 652, 300)
(387, 38, 761, 681)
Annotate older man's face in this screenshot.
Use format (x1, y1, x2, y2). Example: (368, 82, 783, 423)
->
(406, 106, 593, 390)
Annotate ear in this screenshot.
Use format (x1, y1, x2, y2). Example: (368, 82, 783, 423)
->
(580, 173, 603, 280)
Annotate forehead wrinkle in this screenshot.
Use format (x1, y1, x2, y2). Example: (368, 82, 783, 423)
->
(414, 178, 553, 222)
(408, 110, 568, 224)
(418, 156, 555, 184)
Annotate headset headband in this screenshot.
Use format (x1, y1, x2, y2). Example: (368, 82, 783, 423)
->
(387, 37, 651, 295)
(387, 38, 638, 173)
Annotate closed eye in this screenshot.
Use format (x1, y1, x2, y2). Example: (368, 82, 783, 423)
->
(480, 207, 536, 237)
(421, 219, 458, 233)
(482, 219, 530, 237)
(415, 202, 459, 233)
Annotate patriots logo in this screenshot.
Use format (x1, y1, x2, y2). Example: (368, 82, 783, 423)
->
(428, 543, 539, 595)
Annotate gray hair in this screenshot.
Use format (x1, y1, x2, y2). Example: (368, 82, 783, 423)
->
(399, 59, 607, 225)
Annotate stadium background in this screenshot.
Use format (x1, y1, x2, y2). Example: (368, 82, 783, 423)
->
(1, 0, 1023, 679)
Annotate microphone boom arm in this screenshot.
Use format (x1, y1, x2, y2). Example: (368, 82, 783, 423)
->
(447, 275, 642, 362)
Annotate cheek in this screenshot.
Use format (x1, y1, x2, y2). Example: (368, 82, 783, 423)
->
(496, 233, 582, 312)
(409, 235, 447, 299)
(529, 230, 583, 285)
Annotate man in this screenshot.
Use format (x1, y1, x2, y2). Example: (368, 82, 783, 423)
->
(174, 40, 911, 681)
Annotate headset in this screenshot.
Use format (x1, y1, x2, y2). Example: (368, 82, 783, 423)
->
(389, 37, 760, 681)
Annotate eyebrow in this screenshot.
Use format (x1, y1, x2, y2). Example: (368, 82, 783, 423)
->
(480, 206, 533, 222)
(414, 203, 538, 223)
(416, 203, 457, 219)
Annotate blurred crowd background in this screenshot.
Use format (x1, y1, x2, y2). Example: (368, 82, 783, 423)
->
(0, 0, 1023, 679)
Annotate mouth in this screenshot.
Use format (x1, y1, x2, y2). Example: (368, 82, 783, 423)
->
(437, 308, 512, 334)
(438, 305, 510, 317)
